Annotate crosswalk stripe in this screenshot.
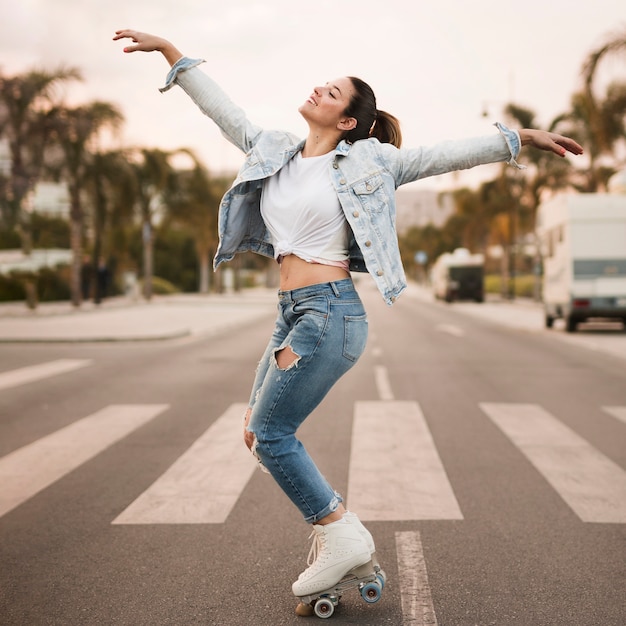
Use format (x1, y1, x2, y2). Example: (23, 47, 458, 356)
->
(481, 403, 626, 523)
(348, 401, 463, 521)
(374, 365, 394, 400)
(602, 406, 626, 425)
(396, 531, 438, 626)
(112, 403, 256, 525)
(0, 404, 168, 518)
(0, 359, 92, 391)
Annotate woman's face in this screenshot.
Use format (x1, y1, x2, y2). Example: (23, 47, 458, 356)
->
(298, 77, 356, 131)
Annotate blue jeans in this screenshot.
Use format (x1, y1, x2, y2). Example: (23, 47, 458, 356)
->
(246, 278, 368, 523)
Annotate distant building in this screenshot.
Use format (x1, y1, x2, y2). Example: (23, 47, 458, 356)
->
(0, 248, 72, 275)
(31, 181, 70, 218)
(0, 139, 10, 176)
(0, 140, 70, 217)
(395, 187, 455, 234)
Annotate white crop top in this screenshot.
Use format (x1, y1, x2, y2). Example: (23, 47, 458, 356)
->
(260, 151, 350, 269)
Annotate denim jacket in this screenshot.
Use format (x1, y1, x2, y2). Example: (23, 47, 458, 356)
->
(162, 58, 521, 305)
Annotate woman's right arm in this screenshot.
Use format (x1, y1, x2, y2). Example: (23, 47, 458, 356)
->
(113, 29, 263, 153)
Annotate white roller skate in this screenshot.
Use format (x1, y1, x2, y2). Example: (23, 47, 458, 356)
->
(294, 517, 386, 619)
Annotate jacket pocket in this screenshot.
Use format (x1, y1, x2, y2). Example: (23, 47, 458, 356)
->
(352, 174, 386, 214)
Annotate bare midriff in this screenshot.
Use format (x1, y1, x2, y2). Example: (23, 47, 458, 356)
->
(279, 254, 350, 291)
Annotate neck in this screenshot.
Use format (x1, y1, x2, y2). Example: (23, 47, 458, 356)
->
(301, 130, 342, 158)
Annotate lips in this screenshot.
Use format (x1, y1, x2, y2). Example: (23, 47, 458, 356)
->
(307, 96, 317, 106)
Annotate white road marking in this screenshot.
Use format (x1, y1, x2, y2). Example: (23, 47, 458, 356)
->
(435, 324, 465, 337)
(0, 359, 92, 391)
(374, 365, 395, 400)
(481, 403, 626, 523)
(348, 401, 463, 521)
(396, 530, 438, 626)
(113, 403, 256, 524)
(602, 406, 626, 425)
(0, 404, 168, 518)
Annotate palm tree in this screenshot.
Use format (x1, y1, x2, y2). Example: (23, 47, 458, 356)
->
(502, 103, 578, 298)
(84, 149, 137, 303)
(129, 148, 174, 300)
(48, 101, 124, 306)
(165, 155, 229, 293)
(574, 27, 626, 191)
(0, 67, 81, 308)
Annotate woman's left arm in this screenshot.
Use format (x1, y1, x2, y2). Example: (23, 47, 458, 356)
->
(518, 129, 583, 158)
(386, 126, 583, 187)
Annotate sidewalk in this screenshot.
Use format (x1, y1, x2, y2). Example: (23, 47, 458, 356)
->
(0, 290, 278, 343)
(1, 282, 617, 345)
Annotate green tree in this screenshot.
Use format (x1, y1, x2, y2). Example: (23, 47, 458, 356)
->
(549, 27, 626, 192)
(165, 155, 231, 293)
(84, 149, 136, 302)
(502, 103, 577, 298)
(48, 101, 124, 306)
(0, 66, 81, 307)
(129, 148, 174, 300)
(0, 66, 81, 241)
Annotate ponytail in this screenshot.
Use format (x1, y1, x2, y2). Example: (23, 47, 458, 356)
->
(343, 77, 403, 148)
(369, 110, 402, 148)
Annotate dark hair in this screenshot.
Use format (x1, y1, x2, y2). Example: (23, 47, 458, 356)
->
(343, 76, 402, 148)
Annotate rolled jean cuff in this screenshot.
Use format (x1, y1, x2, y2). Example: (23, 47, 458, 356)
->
(159, 56, 205, 92)
(494, 122, 526, 170)
(304, 492, 344, 525)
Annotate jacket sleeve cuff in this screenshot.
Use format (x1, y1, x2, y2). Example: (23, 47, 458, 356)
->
(159, 57, 205, 93)
(494, 122, 525, 169)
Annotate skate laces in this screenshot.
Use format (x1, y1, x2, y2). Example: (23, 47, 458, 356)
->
(306, 528, 327, 567)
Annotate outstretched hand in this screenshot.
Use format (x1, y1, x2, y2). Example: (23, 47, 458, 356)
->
(113, 30, 183, 66)
(113, 30, 164, 52)
(519, 129, 583, 158)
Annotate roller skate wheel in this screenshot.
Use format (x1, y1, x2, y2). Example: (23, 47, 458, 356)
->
(376, 570, 387, 589)
(360, 581, 382, 604)
(314, 597, 335, 619)
(295, 602, 314, 617)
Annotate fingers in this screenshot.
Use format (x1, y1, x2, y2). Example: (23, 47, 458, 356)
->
(112, 29, 133, 41)
(113, 29, 136, 53)
(558, 137, 584, 156)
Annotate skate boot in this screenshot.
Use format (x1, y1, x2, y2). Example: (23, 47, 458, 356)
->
(291, 519, 371, 597)
(343, 511, 385, 586)
(343, 511, 376, 559)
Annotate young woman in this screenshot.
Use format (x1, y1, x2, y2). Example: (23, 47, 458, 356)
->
(113, 29, 583, 602)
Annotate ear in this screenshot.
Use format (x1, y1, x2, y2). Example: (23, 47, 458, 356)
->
(337, 117, 357, 132)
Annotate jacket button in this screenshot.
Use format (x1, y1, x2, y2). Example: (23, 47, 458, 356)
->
(352, 211, 359, 218)
(365, 240, 372, 247)
(339, 179, 346, 185)
(376, 270, 384, 276)
(366, 184, 372, 191)
(333, 162, 339, 169)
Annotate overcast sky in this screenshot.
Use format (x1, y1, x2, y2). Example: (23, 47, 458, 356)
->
(2, 1, 626, 191)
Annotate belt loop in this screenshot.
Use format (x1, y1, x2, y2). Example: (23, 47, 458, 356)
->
(330, 281, 340, 298)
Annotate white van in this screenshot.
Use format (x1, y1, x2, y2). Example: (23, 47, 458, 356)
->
(431, 248, 484, 303)
(536, 193, 626, 332)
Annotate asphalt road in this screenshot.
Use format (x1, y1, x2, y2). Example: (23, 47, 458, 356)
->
(1, 282, 624, 626)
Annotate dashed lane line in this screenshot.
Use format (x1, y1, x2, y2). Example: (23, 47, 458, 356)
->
(396, 530, 438, 626)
